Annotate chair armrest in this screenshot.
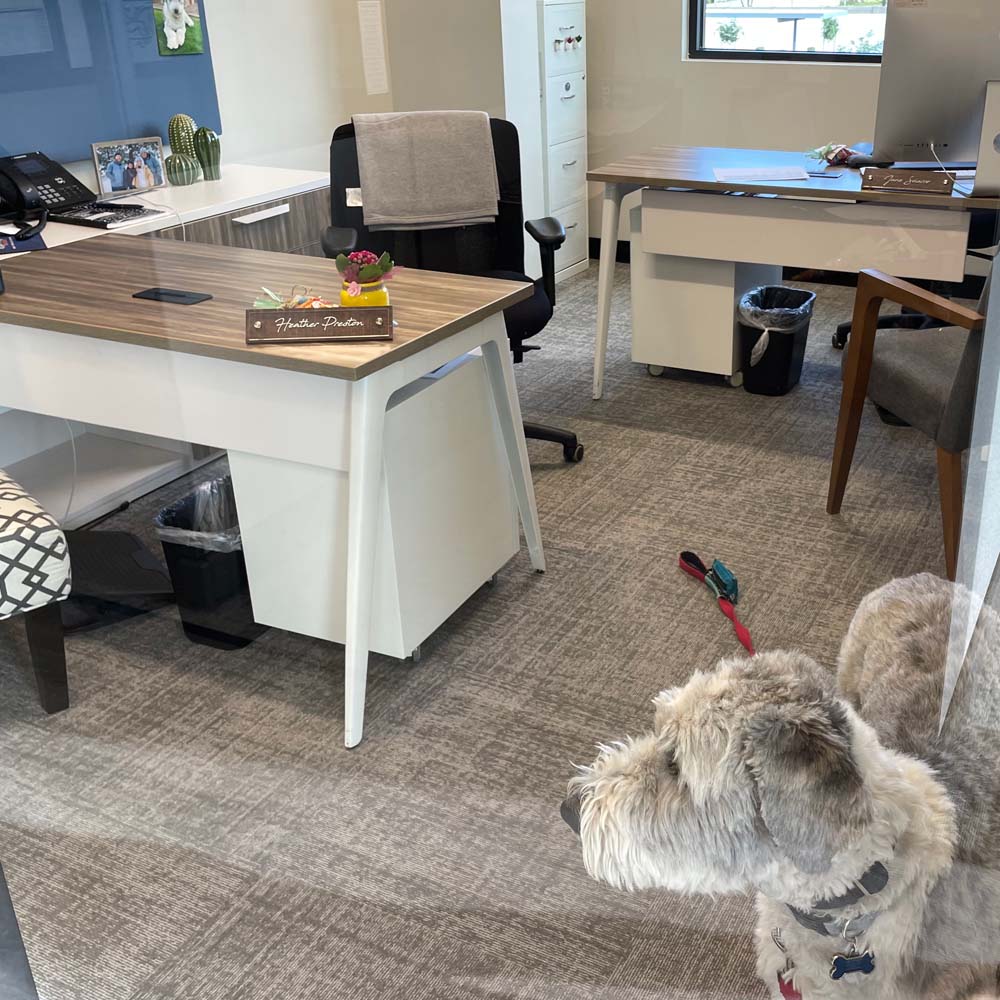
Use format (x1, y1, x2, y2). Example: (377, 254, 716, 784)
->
(525, 217, 567, 249)
(321, 226, 358, 259)
(525, 217, 567, 309)
(857, 269, 985, 331)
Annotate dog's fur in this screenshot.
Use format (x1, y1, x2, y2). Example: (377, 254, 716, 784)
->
(162, 0, 194, 50)
(566, 574, 1000, 998)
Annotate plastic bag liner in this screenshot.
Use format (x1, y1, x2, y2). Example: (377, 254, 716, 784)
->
(154, 476, 243, 554)
(737, 286, 816, 367)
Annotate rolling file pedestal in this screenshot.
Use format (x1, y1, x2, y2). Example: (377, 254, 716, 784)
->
(230, 354, 518, 660)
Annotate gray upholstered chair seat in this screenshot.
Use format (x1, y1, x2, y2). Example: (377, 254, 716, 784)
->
(0, 469, 72, 620)
(846, 325, 975, 453)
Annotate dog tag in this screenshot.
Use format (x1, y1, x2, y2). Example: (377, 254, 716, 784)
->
(830, 949, 876, 980)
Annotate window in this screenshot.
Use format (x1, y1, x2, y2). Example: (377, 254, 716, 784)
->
(688, 0, 886, 63)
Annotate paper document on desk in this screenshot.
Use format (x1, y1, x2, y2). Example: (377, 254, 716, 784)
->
(713, 166, 810, 183)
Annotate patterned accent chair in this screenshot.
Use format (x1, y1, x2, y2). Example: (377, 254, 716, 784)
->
(0, 470, 72, 713)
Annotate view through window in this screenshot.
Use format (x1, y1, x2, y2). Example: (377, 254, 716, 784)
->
(690, 0, 887, 61)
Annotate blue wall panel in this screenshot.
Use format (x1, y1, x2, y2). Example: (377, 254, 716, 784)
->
(0, 0, 221, 163)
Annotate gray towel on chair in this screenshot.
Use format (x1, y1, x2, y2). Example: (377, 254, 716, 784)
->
(353, 111, 500, 231)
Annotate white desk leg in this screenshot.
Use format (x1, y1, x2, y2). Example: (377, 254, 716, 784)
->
(482, 330, 546, 573)
(344, 373, 389, 748)
(593, 183, 625, 400)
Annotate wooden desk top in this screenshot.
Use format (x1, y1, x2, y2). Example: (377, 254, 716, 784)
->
(0, 236, 532, 381)
(589, 145, 1000, 211)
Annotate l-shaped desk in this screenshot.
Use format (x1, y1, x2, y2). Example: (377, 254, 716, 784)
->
(589, 145, 1000, 398)
(0, 237, 544, 747)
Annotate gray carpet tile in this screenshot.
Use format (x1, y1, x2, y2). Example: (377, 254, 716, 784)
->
(0, 263, 952, 999)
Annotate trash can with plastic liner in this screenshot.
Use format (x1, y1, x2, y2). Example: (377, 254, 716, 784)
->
(154, 476, 268, 650)
(737, 286, 817, 396)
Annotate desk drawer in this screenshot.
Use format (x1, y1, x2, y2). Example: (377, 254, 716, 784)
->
(638, 187, 970, 282)
(547, 137, 587, 211)
(554, 198, 588, 271)
(543, 3, 586, 77)
(546, 72, 586, 145)
(155, 187, 331, 254)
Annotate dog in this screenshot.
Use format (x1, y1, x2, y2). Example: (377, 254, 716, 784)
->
(162, 0, 194, 50)
(562, 574, 1000, 999)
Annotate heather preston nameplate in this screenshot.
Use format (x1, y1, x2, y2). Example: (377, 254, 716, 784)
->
(246, 307, 394, 345)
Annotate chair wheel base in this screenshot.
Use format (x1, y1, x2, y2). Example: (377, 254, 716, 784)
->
(564, 443, 585, 463)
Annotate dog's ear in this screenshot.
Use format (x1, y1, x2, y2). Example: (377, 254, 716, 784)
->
(742, 698, 871, 874)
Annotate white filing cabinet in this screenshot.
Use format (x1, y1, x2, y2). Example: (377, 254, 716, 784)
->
(540, 0, 589, 280)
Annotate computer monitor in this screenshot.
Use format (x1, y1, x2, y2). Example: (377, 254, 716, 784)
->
(873, 0, 1000, 166)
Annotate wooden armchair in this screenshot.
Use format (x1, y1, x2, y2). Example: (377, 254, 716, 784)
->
(828, 269, 988, 581)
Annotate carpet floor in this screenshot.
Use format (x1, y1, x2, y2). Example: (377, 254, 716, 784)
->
(0, 264, 953, 999)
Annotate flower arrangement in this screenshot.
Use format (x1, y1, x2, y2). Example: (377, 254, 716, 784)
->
(335, 250, 396, 298)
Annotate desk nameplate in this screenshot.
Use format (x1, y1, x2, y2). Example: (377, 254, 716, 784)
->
(860, 168, 954, 196)
(246, 307, 393, 345)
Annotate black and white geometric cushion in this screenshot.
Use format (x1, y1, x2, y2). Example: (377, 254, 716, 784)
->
(0, 469, 72, 621)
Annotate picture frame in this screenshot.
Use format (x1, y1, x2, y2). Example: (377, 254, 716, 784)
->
(91, 136, 166, 197)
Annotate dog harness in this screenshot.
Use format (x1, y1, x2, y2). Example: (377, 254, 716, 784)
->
(774, 861, 890, 997)
(678, 551, 755, 655)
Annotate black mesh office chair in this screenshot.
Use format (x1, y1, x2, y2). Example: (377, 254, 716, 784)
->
(833, 209, 997, 349)
(322, 118, 584, 463)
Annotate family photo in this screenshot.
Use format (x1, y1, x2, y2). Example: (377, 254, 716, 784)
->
(92, 138, 165, 194)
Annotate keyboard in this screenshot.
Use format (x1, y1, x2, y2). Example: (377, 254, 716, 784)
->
(50, 202, 168, 229)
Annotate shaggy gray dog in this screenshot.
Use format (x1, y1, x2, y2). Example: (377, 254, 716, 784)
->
(563, 574, 1000, 999)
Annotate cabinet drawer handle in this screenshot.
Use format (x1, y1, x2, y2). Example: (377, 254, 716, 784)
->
(562, 159, 578, 167)
(558, 24, 575, 30)
(561, 94, 577, 101)
(566, 223, 579, 230)
(232, 203, 291, 225)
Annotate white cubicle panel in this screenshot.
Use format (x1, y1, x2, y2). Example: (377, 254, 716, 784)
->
(639, 188, 972, 283)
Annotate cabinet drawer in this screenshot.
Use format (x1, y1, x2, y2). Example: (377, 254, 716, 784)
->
(547, 137, 587, 211)
(554, 198, 588, 271)
(154, 186, 331, 253)
(543, 3, 586, 77)
(545, 72, 586, 145)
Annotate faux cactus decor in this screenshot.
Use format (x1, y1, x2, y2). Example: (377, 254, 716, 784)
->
(167, 113, 198, 158)
(194, 126, 222, 180)
(164, 152, 202, 186)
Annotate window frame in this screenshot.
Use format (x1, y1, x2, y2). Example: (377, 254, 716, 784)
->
(687, 0, 883, 65)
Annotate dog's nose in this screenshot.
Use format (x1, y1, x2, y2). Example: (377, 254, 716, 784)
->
(561, 789, 582, 835)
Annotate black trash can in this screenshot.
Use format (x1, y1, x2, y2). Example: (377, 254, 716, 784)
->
(154, 476, 268, 650)
(737, 286, 817, 396)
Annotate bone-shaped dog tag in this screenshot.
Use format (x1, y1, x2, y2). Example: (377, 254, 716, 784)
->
(830, 949, 876, 980)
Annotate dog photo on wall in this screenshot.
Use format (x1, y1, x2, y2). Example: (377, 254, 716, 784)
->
(153, 0, 204, 56)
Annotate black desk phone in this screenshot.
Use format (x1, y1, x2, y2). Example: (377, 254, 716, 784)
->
(0, 151, 95, 240)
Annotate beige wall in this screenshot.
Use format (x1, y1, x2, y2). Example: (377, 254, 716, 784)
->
(383, 0, 506, 116)
(207, 0, 393, 170)
(586, 0, 881, 232)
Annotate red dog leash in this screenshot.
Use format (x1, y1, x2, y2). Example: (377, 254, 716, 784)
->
(679, 551, 755, 656)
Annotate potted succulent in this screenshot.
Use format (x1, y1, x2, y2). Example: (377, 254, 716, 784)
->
(335, 250, 396, 307)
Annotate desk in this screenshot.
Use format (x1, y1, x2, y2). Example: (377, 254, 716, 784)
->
(589, 146, 1000, 398)
(0, 236, 544, 746)
(1, 164, 332, 526)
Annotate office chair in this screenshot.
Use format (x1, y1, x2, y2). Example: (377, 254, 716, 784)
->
(322, 118, 584, 463)
(832, 209, 997, 350)
(828, 266, 989, 581)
